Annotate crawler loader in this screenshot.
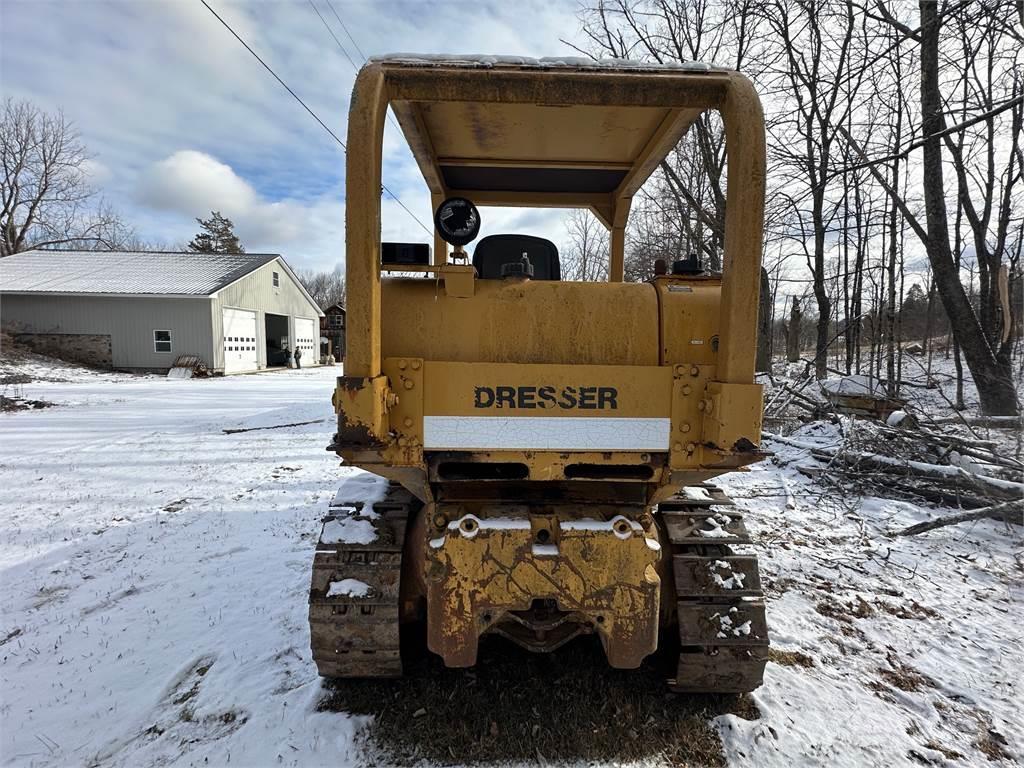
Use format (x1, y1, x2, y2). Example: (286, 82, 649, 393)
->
(310, 56, 770, 692)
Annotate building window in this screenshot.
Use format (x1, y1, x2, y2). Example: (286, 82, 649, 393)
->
(154, 330, 172, 353)
(272, 271, 280, 288)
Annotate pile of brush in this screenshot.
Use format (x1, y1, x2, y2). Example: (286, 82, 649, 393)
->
(762, 372, 1023, 534)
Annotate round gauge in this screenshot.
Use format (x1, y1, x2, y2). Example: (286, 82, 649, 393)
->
(433, 197, 481, 246)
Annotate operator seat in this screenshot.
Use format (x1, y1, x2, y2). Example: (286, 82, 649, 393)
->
(472, 234, 561, 280)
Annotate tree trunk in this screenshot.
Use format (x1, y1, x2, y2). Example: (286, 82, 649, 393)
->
(786, 298, 802, 363)
(924, 280, 936, 377)
(885, 184, 899, 397)
(756, 267, 773, 373)
(918, 1, 1019, 416)
(812, 197, 831, 379)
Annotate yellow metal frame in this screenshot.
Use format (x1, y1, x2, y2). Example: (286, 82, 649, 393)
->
(329, 59, 769, 675)
(345, 60, 766, 390)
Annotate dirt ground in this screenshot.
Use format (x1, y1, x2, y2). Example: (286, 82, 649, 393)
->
(321, 630, 758, 767)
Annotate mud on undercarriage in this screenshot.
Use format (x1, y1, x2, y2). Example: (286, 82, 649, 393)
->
(308, 482, 769, 693)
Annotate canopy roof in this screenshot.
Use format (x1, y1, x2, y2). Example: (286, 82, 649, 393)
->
(375, 55, 733, 229)
(345, 56, 766, 384)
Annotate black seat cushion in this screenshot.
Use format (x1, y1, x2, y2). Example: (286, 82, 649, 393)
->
(472, 234, 561, 280)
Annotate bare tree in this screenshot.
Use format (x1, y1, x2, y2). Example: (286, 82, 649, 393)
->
(574, 0, 767, 273)
(1, 98, 125, 256)
(940, 4, 1022, 408)
(917, 1, 1019, 415)
(843, 1, 1021, 414)
(757, 0, 865, 380)
(561, 209, 610, 281)
(578, 0, 1021, 415)
(298, 268, 346, 310)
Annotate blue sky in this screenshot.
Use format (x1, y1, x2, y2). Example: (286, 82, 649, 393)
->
(2, 0, 586, 272)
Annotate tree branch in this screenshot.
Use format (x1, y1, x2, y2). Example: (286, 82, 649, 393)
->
(897, 498, 1023, 536)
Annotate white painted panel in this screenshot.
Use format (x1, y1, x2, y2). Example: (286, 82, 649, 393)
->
(222, 308, 258, 374)
(423, 416, 671, 451)
(294, 317, 318, 364)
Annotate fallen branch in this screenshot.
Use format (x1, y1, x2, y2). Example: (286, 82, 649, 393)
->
(875, 478, 991, 511)
(223, 419, 325, 434)
(823, 448, 1022, 500)
(782, 384, 825, 412)
(764, 432, 1024, 501)
(765, 375, 818, 417)
(929, 415, 1023, 429)
(874, 423, 1022, 472)
(898, 498, 1024, 536)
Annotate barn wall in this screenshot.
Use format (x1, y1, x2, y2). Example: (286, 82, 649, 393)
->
(211, 258, 322, 371)
(0, 294, 215, 370)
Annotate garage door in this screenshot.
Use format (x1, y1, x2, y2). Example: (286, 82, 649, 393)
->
(294, 317, 318, 364)
(223, 308, 258, 374)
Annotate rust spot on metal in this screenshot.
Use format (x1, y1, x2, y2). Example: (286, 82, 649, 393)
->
(339, 376, 370, 392)
(334, 417, 386, 451)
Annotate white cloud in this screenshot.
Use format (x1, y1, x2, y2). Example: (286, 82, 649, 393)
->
(137, 149, 344, 269)
(81, 159, 112, 186)
(2, 0, 597, 271)
(139, 150, 258, 215)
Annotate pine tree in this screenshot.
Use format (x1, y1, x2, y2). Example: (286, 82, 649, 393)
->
(187, 211, 244, 254)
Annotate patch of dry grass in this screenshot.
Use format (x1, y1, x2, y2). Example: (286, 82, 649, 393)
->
(319, 630, 760, 766)
(875, 599, 940, 620)
(923, 740, 963, 760)
(815, 596, 875, 623)
(877, 659, 935, 693)
(767, 648, 814, 668)
(974, 724, 1012, 761)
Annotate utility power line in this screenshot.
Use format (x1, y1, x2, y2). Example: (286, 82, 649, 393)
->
(307, 0, 403, 136)
(198, 0, 432, 236)
(306, 0, 359, 71)
(326, 0, 368, 61)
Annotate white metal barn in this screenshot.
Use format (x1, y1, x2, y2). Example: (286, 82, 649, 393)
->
(0, 250, 324, 374)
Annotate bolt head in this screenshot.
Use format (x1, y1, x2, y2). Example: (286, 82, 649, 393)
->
(397, 359, 407, 370)
(403, 379, 414, 390)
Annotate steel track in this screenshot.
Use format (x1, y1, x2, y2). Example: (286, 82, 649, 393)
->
(660, 485, 770, 693)
(308, 482, 417, 678)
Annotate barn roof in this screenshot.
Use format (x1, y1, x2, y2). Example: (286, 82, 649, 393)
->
(0, 250, 282, 297)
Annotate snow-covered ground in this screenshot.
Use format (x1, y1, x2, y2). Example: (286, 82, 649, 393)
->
(1, 364, 373, 767)
(718, 423, 1022, 767)
(1, 358, 1020, 767)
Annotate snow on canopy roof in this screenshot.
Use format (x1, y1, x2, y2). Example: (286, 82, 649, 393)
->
(370, 53, 719, 73)
(0, 249, 281, 296)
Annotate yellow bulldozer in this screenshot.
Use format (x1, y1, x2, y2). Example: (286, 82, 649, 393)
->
(310, 55, 769, 693)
